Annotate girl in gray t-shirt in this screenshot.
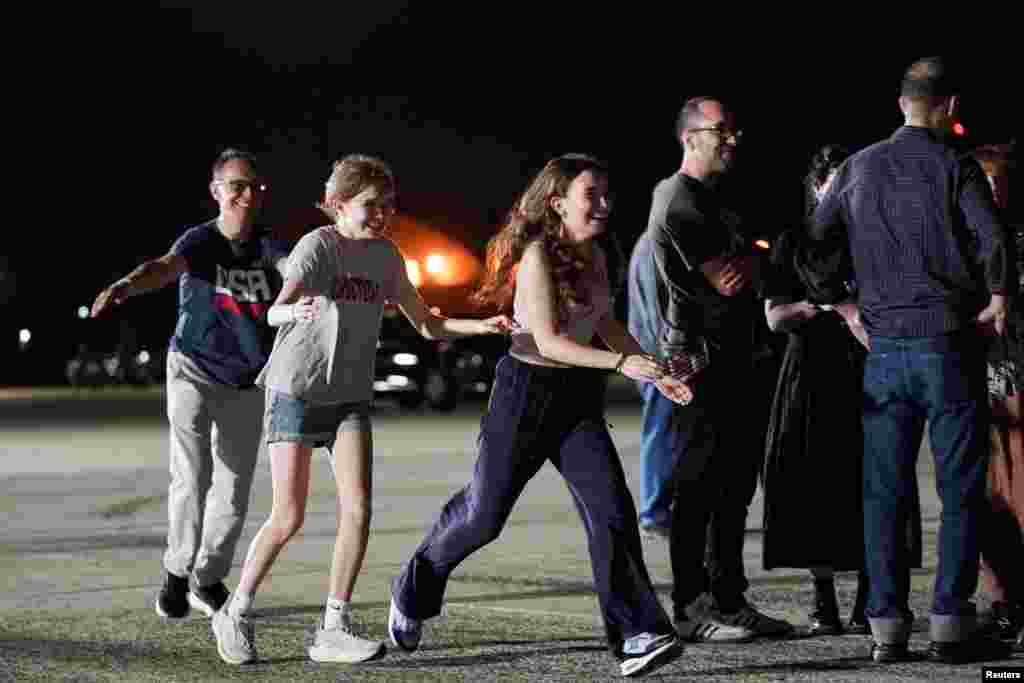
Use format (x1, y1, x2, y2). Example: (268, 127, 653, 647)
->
(211, 154, 512, 667)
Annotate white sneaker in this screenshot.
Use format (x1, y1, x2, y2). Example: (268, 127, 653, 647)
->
(308, 616, 386, 664)
(619, 632, 683, 677)
(211, 608, 256, 665)
(388, 597, 422, 652)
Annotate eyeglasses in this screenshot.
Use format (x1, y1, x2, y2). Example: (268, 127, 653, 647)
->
(214, 179, 269, 195)
(689, 126, 743, 143)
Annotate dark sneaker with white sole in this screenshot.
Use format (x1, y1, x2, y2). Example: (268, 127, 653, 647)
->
(674, 616, 755, 643)
(713, 604, 794, 637)
(870, 641, 913, 663)
(926, 635, 1012, 664)
(155, 571, 189, 619)
(188, 581, 230, 617)
(388, 597, 422, 653)
(619, 632, 683, 677)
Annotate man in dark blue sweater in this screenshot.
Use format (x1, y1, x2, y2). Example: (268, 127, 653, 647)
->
(808, 57, 1014, 664)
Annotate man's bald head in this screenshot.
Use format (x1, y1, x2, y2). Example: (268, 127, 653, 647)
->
(675, 97, 724, 146)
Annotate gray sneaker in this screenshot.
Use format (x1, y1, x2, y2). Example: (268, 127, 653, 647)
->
(212, 608, 256, 665)
(308, 616, 386, 664)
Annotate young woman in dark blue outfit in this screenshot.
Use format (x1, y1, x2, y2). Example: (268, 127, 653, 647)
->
(389, 154, 688, 678)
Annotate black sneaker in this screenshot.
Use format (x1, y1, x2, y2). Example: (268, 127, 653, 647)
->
(926, 635, 1012, 664)
(978, 601, 1023, 640)
(848, 572, 870, 635)
(808, 610, 844, 636)
(807, 581, 843, 636)
(870, 642, 912, 663)
(155, 571, 190, 619)
(847, 612, 870, 636)
(188, 581, 230, 617)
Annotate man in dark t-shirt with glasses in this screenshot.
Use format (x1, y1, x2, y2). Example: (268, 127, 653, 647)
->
(633, 96, 793, 644)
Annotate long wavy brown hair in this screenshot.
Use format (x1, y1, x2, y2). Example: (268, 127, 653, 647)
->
(474, 154, 609, 315)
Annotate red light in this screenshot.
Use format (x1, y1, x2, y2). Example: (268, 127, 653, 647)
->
(953, 122, 966, 137)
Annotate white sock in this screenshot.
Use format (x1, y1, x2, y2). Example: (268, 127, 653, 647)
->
(324, 596, 350, 629)
(228, 591, 254, 618)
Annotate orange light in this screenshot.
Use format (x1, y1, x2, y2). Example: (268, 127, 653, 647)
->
(425, 253, 446, 275)
(405, 259, 422, 287)
(953, 122, 966, 137)
(754, 239, 770, 250)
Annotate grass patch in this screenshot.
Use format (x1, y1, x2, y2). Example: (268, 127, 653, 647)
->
(94, 496, 165, 519)
(2, 576, 1019, 683)
(0, 606, 606, 683)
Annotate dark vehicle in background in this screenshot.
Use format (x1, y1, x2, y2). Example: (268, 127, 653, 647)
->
(373, 306, 506, 411)
(65, 344, 167, 389)
(369, 214, 506, 411)
(62, 300, 171, 389)
(57, 305, 505, 411)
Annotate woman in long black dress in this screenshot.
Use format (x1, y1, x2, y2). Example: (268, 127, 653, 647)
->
(761, 145, 922, 636)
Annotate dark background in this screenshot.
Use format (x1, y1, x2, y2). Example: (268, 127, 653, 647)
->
(3, 6, 1017, 384)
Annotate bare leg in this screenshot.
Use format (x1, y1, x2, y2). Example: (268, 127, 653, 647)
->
(327, 427, 373, 601)
(235, 443, 313, 597)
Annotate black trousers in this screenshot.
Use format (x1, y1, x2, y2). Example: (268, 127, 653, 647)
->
(670, 358, 762, 616)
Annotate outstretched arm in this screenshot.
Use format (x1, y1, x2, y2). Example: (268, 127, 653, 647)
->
(90, 253, 188, 318)
(393, 261, 513, 339)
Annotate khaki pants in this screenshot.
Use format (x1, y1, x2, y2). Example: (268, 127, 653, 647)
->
(164, 351, 263, 586)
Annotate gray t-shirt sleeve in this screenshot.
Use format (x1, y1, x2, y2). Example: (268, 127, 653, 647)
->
(286, 231, 327, 288)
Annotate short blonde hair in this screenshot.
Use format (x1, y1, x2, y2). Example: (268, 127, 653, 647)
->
(318, 154, 395, 221)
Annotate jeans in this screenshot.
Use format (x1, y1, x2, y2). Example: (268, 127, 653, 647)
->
(863, 332, 989, 628)
(636, 381, 689, 528)
(392, 355, 672, 655)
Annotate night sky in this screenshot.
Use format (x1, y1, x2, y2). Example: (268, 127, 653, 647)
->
(4, 7, 1018, 382)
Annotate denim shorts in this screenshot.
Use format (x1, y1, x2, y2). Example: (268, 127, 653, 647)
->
(263, 389, 371, 450)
